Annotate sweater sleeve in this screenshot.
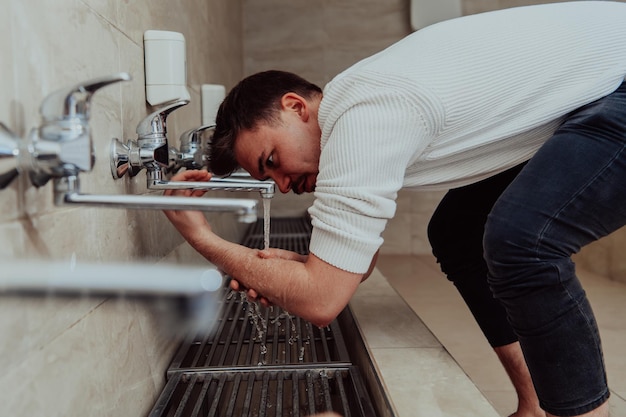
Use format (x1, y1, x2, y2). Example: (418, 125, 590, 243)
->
(309, 83, 434, 273)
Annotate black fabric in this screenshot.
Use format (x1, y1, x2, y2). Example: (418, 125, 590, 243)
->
(427, 163, 526, 347)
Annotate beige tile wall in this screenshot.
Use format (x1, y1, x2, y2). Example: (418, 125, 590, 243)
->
(0, 0, 245, 416)
(242, 0, 626, 283)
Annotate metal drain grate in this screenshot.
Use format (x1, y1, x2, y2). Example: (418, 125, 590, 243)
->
(151, 216, 385, 417)
(167, 287, 351, 375)
(243, 217, 312, 238)
(241, 217, 312, 255)
(167, 215, 346, 374)
(242, 234, 310, 255)
(150, 367, 377, 417)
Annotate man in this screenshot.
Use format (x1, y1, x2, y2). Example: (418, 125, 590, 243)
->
(163, 2, 626, 416)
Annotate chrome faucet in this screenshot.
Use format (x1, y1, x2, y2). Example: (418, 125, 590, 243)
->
(1, 73, 131, 189)
(169, 124, 213, 172)
(111, 99, 189, 178)
(111, 108, 276, 199)
(0, 73, 258, 223)
(0, 123, 22, 188)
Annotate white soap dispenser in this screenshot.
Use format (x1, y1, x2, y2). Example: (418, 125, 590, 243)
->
(201, 84, 226, 126)
(143, 30, 191, 106)
(410, 0, 462, 31)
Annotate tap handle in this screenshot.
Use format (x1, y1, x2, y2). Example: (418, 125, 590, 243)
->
(172, 124, 214, 171)
(136, 99, 189, 139)
(0, 123, 20, 189)
(180, 124, 215, 149)
(40, 72, 132, 122)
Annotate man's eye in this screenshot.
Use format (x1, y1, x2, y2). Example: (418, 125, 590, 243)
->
(266, 154, 274, 167)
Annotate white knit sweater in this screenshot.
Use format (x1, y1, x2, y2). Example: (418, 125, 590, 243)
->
(309, 1, 626, 274)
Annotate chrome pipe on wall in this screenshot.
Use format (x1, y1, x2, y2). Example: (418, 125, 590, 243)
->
(1, 258, 225, 336)
(54, 175, 258, 223)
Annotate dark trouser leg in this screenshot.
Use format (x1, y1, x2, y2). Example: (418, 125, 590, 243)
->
(484, 82, 626, 416)
(428, 163, 525, 348)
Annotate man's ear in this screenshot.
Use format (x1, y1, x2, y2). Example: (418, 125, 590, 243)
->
(281, 92, 309, 122)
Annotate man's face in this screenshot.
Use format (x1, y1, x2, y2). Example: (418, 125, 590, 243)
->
(234, 97, 321, 195)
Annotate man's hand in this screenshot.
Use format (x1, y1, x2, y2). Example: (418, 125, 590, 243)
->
(257, 248, 308, 263)
(162, 169, 213, 241)
(229, 248, 307, 307)
(229, 277, 272, 307)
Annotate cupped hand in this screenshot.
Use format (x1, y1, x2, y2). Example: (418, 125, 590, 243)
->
(229, 278, 272, 307)
(257, 248, 308, 263)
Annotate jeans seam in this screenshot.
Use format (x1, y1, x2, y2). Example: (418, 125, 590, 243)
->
(533, 142, 626, 279)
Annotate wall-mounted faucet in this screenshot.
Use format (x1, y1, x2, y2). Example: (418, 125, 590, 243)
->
(111, 99, 189, 179)
(0, 123, 22, 188)
(169, 124, 213, 172)
(1, 73, 131, 189)
(111, 104, 276, 199)
(0, 73, 258, 223)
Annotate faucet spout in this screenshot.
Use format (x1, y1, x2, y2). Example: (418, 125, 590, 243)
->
(54, 176, 258, 223)
(146, 170, 276, 199)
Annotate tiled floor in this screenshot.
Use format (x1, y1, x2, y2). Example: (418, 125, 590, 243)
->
(376, 254, 626, 417)
(350, 268, 500, 417)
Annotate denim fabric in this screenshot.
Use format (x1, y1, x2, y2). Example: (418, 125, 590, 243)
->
(484, 82, 626, 416)
(428, 163, 525, 348)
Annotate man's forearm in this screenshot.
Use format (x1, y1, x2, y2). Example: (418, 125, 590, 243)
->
(187, 230, 359, 327)
(161, 170, 362, 326)
(160, 171, 359, 325)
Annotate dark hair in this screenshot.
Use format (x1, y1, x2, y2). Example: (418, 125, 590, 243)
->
(209, 70, 322, 176)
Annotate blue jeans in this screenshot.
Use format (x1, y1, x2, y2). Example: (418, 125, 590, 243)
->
(484, 81, 626, 416)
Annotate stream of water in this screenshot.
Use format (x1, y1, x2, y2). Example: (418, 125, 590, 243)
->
(229, 198, 308, 365)
(263, 198, 271, 250)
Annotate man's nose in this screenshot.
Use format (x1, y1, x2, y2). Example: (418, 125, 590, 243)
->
(275, 176, 291, 193)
